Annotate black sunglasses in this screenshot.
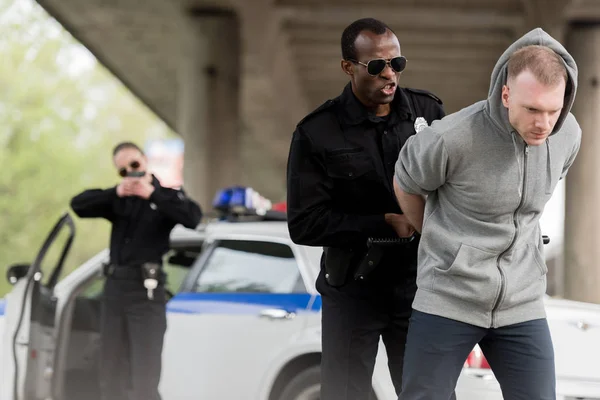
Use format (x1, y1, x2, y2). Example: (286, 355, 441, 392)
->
(118, 160, 141, 177)
(347, 56, 407, 76)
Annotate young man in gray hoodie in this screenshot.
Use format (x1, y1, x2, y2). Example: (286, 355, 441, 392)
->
(393, 28, 581, 399)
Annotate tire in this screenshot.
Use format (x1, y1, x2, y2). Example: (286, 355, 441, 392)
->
(277, 365, 321, 400)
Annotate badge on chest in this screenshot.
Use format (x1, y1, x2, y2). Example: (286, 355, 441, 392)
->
(414, 117, 428, 133)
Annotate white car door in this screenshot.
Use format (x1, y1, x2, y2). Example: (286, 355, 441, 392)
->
(546, 297, 600, 398)
(159, 236, 317, 400)
(0, 214, 75, 400)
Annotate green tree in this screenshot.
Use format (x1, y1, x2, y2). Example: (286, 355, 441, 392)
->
(0, 0, 176, 296)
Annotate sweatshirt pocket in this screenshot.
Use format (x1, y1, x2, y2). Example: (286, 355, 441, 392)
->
(500, 244, 547, 310)
(432, 244, 499, 309)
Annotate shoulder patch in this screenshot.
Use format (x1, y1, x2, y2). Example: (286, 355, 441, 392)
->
(405, 87, 443, 105)
(297, 99, 338, 127)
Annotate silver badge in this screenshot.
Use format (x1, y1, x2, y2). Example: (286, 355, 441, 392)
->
(414, 117, 428, 133)
(150, 202, 157, 210)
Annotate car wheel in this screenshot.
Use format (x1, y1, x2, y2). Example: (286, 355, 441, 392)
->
(277, 365, 320, 400)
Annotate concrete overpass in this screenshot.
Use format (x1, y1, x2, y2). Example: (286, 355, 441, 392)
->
(34, 0, 600, 303)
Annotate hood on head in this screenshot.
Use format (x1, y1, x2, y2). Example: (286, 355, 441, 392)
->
(487, 27, 578, 136)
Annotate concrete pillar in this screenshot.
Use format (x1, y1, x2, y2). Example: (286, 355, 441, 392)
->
(519, 0, 572, 41)
(236, 0, 309, 202)
(564, 24, 600, 304)
(177, 9, 240, 210)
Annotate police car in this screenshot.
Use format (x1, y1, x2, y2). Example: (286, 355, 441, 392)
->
(1, 187, 599, 400)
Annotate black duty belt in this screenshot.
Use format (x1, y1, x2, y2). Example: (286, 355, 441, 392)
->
(103, 263, 162, 281)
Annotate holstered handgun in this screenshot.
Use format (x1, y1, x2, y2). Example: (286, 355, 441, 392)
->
(323, 247, 360, 287)
(141, 262, 160, 279)
(354, 235, 416, 281)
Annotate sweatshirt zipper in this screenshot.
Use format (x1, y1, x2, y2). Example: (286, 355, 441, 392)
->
(491, 142, 529, 327)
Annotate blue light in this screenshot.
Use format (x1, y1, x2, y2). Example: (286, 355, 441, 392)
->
(212, 187, 234, 211)
(229, 187, 250, 211)
(212, 186, 273, 215)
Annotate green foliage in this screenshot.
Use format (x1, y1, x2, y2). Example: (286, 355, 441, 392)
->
(0, 0, 176, 296)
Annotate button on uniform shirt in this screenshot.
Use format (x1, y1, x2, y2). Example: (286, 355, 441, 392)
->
(71, 175, 202, 265)
(287, 83, 445, 250)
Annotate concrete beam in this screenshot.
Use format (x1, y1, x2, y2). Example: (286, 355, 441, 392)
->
(565, 0, 600, 21)
(518, 0, 577, 39)
(287, 28, 515, 47)
(35, 0, 179, 129)
(293, 52, 500, 68)
(291, 43, 506, 61)
(278, 5, 525, 31)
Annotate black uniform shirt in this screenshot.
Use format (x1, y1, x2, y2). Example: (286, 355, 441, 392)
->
(287, 83, 445, 249)
(70, 175, 202, 266)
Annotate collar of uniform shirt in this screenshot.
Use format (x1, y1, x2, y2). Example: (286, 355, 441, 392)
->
(338, 82, 412, 127)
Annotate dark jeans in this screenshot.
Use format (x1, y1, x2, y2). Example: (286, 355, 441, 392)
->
(316, 262, 416, 400)
(400, 310, 556, 400)
(99, 278, 167, 400)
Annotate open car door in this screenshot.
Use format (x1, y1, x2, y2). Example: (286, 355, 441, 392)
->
(0, 213, 75, 400)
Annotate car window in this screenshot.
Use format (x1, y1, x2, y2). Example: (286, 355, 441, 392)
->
(163, 246, 202, 294)
(194, 240, 305, 294)
(78, 274, 104, 299)
(38, 222, 75, 288)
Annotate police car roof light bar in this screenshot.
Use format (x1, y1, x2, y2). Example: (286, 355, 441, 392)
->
(212, 186, 287, 222)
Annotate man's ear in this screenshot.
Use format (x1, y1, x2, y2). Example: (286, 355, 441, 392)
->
(501, 85, 510, 108)
(341, 59, 354, 76)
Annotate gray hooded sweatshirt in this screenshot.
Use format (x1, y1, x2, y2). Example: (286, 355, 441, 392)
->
(394, 28, 581, 328)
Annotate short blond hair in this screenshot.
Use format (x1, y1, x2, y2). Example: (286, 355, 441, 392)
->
(507, 45, 567, 86)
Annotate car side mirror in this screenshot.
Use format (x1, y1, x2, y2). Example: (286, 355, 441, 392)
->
(6, 264, 30, 285)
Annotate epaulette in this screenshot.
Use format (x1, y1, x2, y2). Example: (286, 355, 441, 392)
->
(297, 98, 338, 127)
(404, 87, 443, 105)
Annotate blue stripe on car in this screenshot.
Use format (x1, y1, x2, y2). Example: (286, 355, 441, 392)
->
(167, 293, 321, 314)
(310, 295, 322, 311)
(0, 294, 323, 317)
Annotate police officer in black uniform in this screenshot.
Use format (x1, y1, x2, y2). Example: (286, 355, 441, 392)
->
(286, 19, 445, 399)
(70, 141, 202, 400)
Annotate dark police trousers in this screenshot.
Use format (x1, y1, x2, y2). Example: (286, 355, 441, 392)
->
(400, 310, 556, 400)
(99, 273, 167, 400)
(316, 253, 417, 400)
